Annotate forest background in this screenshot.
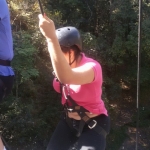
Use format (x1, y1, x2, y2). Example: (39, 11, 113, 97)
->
(0, 0, 150, 150)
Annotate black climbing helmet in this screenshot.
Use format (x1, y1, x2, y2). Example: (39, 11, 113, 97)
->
(55, 26, 82, 51)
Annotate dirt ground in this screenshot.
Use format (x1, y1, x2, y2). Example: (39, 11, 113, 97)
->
(110, 97, 150, 150)
(119, 127, 150, 150)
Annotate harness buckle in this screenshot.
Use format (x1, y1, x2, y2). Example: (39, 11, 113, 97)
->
(67, 108, 73, 112)
(88, 120, 97, 129)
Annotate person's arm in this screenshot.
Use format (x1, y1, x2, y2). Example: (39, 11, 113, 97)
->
(39, 15, 94, 85)
(0, 4, 3, 20)
(0, 0, 8, 19)
(0, 137, 4, 150)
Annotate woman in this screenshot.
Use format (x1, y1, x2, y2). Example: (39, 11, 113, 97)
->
(38, 14, 110, 150)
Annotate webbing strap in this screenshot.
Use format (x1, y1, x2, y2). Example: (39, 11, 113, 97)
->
(78, 111, 107, 138)
(0, 59, 11, 66)
(76, 120, 85, 137)
(66, 95, 107, 138)
(88, 120, 107, 138)
(58, 80, 107, 137)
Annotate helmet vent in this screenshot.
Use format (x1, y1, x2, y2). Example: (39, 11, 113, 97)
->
(56, 26, 82, 51)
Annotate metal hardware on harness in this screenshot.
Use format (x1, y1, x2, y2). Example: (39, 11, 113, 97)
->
(62, 85, 70, 100)
(60, 82, 107, 137)
(62, 85, 68, 99)
(88, 120, 97, 129)
(67, 108, 73, 112)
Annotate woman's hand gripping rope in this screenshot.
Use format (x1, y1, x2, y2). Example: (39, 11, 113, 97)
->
(38, 14, 57, 42)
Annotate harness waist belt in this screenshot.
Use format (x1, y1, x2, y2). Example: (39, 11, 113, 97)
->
(0, 59, 11, 66)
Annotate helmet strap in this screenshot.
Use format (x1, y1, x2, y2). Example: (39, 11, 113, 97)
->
(69, 50, 76, 66)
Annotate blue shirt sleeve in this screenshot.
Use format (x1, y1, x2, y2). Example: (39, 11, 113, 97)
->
(0, 0, 14, 76)
(0, 0, 8, 19)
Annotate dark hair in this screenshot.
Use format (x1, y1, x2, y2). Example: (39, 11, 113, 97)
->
(61, 45, 81, 63)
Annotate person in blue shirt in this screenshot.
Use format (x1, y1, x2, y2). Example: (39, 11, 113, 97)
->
(0, 0, 14, 103)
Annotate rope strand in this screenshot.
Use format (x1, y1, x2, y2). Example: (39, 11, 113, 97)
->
(136, 0, 142, 149)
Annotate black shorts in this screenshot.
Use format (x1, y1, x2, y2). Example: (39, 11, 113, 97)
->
(0, 75, 14, 102)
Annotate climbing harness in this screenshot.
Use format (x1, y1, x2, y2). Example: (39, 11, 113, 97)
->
(63, 94, 107, 138)
(54, 75, 108, 138)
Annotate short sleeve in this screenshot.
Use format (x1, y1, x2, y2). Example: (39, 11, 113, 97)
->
(0, 0, 8, 19)
(53, 78, 61, 93)
(83, 61, 102, 83)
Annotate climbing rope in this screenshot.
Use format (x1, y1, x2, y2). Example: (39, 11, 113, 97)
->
(136, 0, 142, 150)
(37, 0, 44, 15)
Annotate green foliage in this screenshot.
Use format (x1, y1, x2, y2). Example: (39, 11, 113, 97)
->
(0, 96, 59, 145)
(0, 0, 150, 149)
(12, 31, 39, 82)
(128, 107, 150, 128)
(106, 126, 128, 150)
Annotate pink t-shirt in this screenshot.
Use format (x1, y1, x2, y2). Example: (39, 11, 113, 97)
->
(53, 53, 108, 116)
